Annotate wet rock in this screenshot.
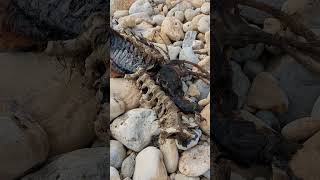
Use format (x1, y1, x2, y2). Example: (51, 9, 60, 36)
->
(111, 166, 121, 180)
(290, 131, 320, 179)
(270, 55, 320, 123)
(239, 0, 286, 25)
(243, 60, 264, 80)
(175, 173, 200, 180)
(282, 117, 320, 142)
(161, 17, 184, 41)
(111, 78, 141, 111)
(110, 97, 126, 121)
(231, 61, 251, 108)
(311, 96, 320, 120)
(200, 104, 210, 135)
(255, 111, 280, 131)
(110, 108, 159, 152)
(133, 146, 168, 180)
(179, 144, 210, 176)
(110, 140, 127, 168)
(231, 43, 264, 63)
(197, 15, 210, 33)
(160, 139, 179, 173)
(121, 153, 136, 178)
(129, 0, 154, 15)
(0, 108, 49, 180)
(248, 72, 289, 113)
(176, 129, 202, 150)
(22, 148, 107, 180)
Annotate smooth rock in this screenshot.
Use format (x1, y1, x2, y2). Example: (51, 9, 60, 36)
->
(110, 140, 127, 168)
(129, 0, 154, 15)
(179, 47, 199, 65)
(187, 0, 205, 8)
(195, 79, 210, 100)
(192, 40, 204, 50)
(160, 139, 179, 173)
(270, 55, 320, 123)
(290, 131, 320, 179)
(231, 61, 251, 108)
(118, 15, 137, 28)
(191, 14, 206, 30)
(179, 144, 210, 177)
(184, 9, 200, 22)
(247, 72, 289, 113)
(311, 96, 320, 120)
(133, 146, 168, 180)
(161, 17, 184, 41)
(197, 15, 210, 33)
(255, 111, 280, 131)
(0, 108, 49, 180)
(113, 10, 129, 19)
(167, 1, 192, 16)
(22, 148, 107, 180)
(183, 22, 193, 32)
(175, 173, 200, 180)
(152, 14, 165, 25)
(111, 0, 136, 14)
(200, 2, 210, 14)
(176, 129, 202, 150)
(282, 117, 320, 142)
(121, 153, 136, 178)
(243, 60, 264, 80)
(111, 166, 121, 180)
(231, 43, 264, 63)
(111, 108, 159, 152)
(111, 78, 141, 111)
(200, 104, 210, 135)
(110, 96, 126, 121)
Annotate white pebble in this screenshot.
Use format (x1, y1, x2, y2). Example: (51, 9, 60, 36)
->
(152, 14, 165, 25)
(110, 166, 121, 180)
(197, 15, 210, 33)
(110, 140, 127, 168)
(184, 9, 200, 22)
(168, 46, 182, 60)
(175, 10, 185, 22)
(200, 2, 210, 14)
(183, 22, 193, 32)
(160, 139, 179, 173)
(113, 10, 129, 19)
(179, 47, 199, 64)
(129, 0, 154, 15)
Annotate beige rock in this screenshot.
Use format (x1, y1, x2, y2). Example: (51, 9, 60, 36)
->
(175, 173, 200, 180)
(247, 72, 289, 113)
(187, 84, 200, 97)
(184, 9, 200, 22)
(282, 117, 320, 142)
(110, 78, 141, 111)
(161, 17, 184, 41)
(200, 104, 210, 135)
(118, 16, 137, 28)
(174, 10, 185, 22)
(160, 139, 179, 173)
(110, 96, 126, 121)
(200, 2, 210, 14)
(111, 0, 136, 14)
(0, 107, 49, 180)
(133, 146, 168, 180)
(290, 131, 320, 179)
(25, 74, 98, 155)
(113, 10, 129, 19)
(187, 0, 205, 8)
(197, 15, 210, 33)
(179, 144, 210, 177)
(183, 22, 193, 32)
(191, 14, 206, 30)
